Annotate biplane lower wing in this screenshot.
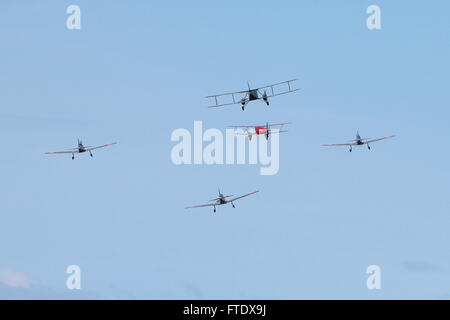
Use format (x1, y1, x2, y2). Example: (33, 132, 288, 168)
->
(263, 88, 300, 98)
(207, 101, 242, 108)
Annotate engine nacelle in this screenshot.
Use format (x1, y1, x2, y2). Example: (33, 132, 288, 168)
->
(262, 90, 269, 105)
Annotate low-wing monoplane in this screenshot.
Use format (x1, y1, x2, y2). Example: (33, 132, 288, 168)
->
(323, 132, 395, 152)
(45, 139, 117, 159)
(206, 79, 299, 111)
(228, 122, 291, 140)
(185, 189, 259, 213)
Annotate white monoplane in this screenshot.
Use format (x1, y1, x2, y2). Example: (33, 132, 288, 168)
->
(323, 132, 395, 152)
(186, 189, 259, 213)
(46, 139, 117, 159)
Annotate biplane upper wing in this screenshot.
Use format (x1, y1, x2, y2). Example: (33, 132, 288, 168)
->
(256, 79, 299, 97)
(228, 190, 259, 202)
(228, 122, 291, 128)
(85, 142, 117, 151)
(363, 136, 395, 144)
(228, 125, 253, 128)
(268, 122, 291, 127)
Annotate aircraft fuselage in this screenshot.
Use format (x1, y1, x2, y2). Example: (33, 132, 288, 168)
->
(248, 89, 259, 101)
(255, 126, 269, 135)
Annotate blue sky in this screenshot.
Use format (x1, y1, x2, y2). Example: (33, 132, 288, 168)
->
(0, 0, 449, 299)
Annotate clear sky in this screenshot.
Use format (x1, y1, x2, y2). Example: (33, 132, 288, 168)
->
(0, 0, 449, 299)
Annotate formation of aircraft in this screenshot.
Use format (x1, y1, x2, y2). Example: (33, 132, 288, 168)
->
(185, 189, 259, 213)
(43, 79, 396, 212)
(228, 122, 291, 141)
(206, 79, 299, 111)
(45, 139, 117, 160)
(323, 132, 395, 152)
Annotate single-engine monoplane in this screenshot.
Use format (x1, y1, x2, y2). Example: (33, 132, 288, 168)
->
(323, 132, 395, 152)
(45, 139, 117, 159)
(186, 189, 259, 213)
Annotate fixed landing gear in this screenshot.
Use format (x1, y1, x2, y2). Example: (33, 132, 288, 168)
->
(349, 147, 352, 152)
(213, 206, 216, 213)
(367, 144, 371, 150)
(72, 154, 74, 160)
(90, 151, 93, 157)
(232, 202, 235, 208)
(241, 105, 245, 111)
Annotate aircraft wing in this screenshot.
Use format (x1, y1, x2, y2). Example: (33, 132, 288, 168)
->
(255, 79, 297, 90)
(206, 90, 249, 108)
(228, 125, 253, 129)
(256, 79, 299, 97)
(206, 89, 249, 98)
(207, 101, 244, 108)
(322, 143, 355, 147)
(229, 122, 290, 128)
(268, 122, 291, 127)
(270, 130, 289, 134)
(45, 150, 80, 154)
(363, 136, 395, 144)
(85, 142, 117, 151)
(264, 89, 300, 98)
(228, 190, 259, 202)
(185, 203, 216, 209)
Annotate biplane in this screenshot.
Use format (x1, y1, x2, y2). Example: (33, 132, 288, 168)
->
(186, 189, 259, 213)
(228, 122, 291, 140)
(45, 139, 117, 159)
(323, 132, 395, 152)
(206, 79, 299, 110)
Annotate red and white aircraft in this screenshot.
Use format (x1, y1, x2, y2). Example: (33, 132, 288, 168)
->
(228, 122, 290, 140)
(323, 132, 395, 152)
(45, 139, 117, 159)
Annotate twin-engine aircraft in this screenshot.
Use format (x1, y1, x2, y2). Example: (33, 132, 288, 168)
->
(186, 189, 259, 213)
(45, 139, 117, 159)
(323, 132, 395, 152)
(228, 122, 291, 141)
(206, 79, 298, 111)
